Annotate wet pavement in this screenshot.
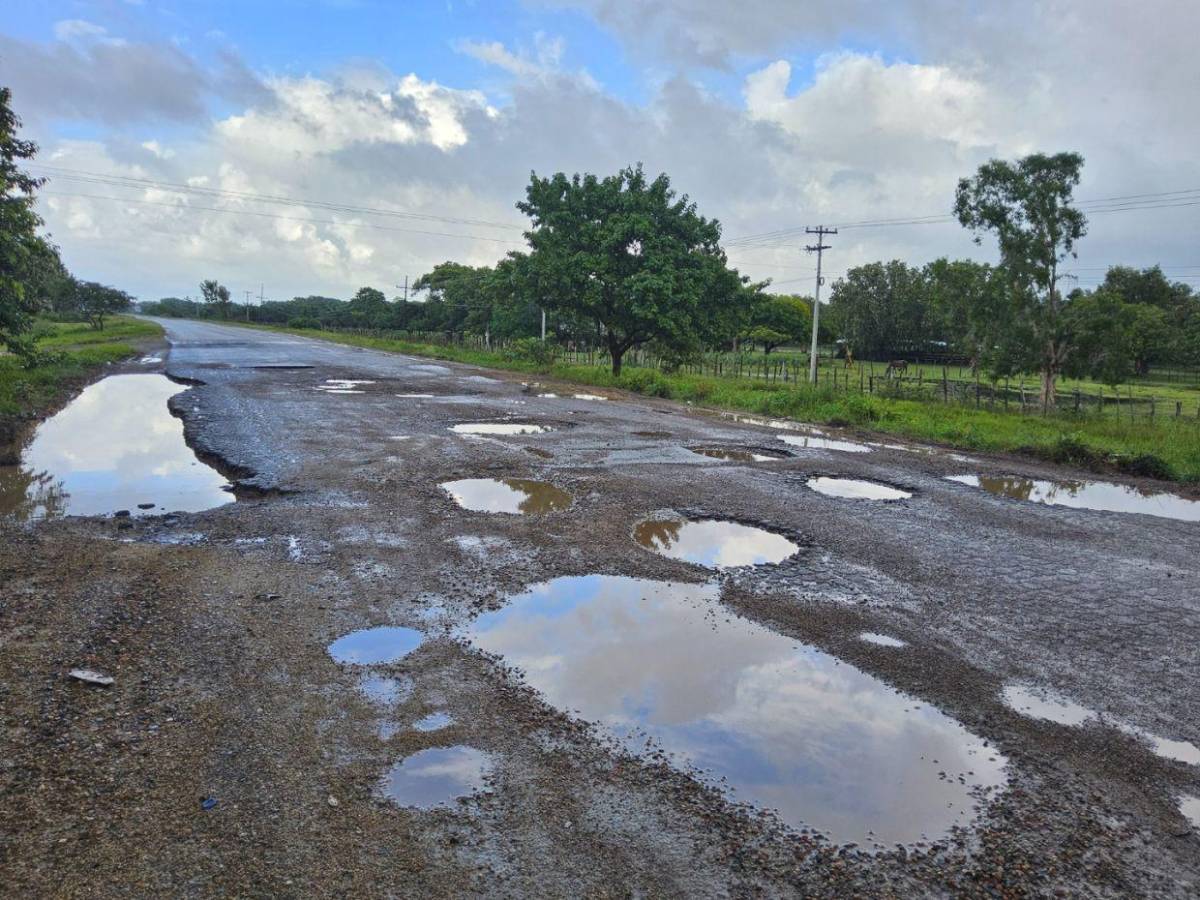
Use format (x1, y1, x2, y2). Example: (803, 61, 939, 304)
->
(2, 317, 1198, 897)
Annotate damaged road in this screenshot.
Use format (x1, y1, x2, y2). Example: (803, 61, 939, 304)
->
(1, 318, 1198, 897)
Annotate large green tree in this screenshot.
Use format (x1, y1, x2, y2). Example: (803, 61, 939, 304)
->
(954, 152, 1088, 408)
(200, 279, 232, 319)
(0, 86, 47, 359)
(517, 164, 755, 375)
(73, 280, 133, 330)
(746, 294, 811, 354)
(826, 261, 930, 360)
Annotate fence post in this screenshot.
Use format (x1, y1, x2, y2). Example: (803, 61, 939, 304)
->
(869, 375, 874, 394)
(1074, 390, 1080, 414)
(1150, 396, 1155, 420)
(1176, 401, 1182, 418)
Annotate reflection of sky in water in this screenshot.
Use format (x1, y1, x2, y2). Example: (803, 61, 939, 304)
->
(441, 478, 572, 514)
(778, 435, 871, 454)
(634, 518, 798, 568)
(467, 576, 1006, 845)
(380, 746, 493, 808)
(328, 626, 424, 664)
(0, 374, 232, 520)
(450, 423, 550, 435)
(413, 712, 454, 732)
(946, 474, 1200, 521)
(807, 478, 912, 501)
(1180, 795, 1200, 829)
(1002, 683, 1097, 727)
(692, 447, 782, 463)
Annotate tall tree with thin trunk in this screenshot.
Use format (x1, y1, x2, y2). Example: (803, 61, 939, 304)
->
(0, 86, 47, 359)
(954, 152, 1087, 409)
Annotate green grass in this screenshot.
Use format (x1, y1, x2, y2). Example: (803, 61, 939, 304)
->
(229, 322, 1200, 483)
(0, 317, 162, 430)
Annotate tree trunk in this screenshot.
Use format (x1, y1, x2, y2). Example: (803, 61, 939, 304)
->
(1041, 359, 1059, 410)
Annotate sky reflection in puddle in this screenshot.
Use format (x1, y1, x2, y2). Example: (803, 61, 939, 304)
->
(1180, 796, 1200, 829)
(807, 478, 912, 501)
(859, 632, 907, 648)
(380, 746, 493, 808)
(946, 474, 1200, 521)
(328, 626, 424, 664)
(413, 712, 454, 732)
(450, 423, 551, 436)
(1002, 683, 1097, 727)
(634, 517, 798, 568)
(467, 575, 1005, 845)
(691, 447, 784, 463)
(0, 374, 233, 520)
(442, 478, 572, 514)
(778, 435, 871, 454)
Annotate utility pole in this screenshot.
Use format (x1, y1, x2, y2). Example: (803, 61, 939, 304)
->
(541, 307, 546, 342)
(804, 226, 837, 383)
(244, 290, 253, 322)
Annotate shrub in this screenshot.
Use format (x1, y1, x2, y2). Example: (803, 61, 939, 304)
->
(287, 316, 322, 330)
(501, 337, 558, 368)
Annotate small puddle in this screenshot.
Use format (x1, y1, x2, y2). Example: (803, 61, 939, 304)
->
(807, 478, 912, 501)
(946, 475, 1200, 521)
(0, 374, 233, 521)
(634, 517, 798, 568)
(779, 435, 871, 454)
(1180, 795, 1200, 829)
(413, 712, 454, 732)
(358, 674, 413, 707)
(573, 394, 607, 401)
(396, 393, 435, 399)
(466, 575, 1006, 845)
(442, 478, 572, 514)
(328, 626, 424, 665)
(860, 632, 907, 648)
(315, 379, 375, 394)
(450, 423, 551, 436)
(380, 746, 493, 808)
(691, 447, 785, 463)
(1148, 735, 1200, 766)
(1002, 683, 1097, 727)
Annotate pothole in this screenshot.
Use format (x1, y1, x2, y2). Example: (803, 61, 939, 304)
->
(1179, 795, 1200, 829)
(859, 632, 907, 648)
(450, 423, 552, 436)
(379, 746, 494, 808)
(634, 517, 799, 568)
(946, 474, 1200, 521)
(778, 434, 872, 454)
(807, 478, 912, 501)
(328, 626, 424, 665)
(465, 575, 1007, 847)
(315, 379, 376, 395)
(441, 478, 572, 515)
(690, 447, 787, 463)
(0, 374, 234, 521)
(1002, 683, 1097, 727)
(412, 712, 454, 732)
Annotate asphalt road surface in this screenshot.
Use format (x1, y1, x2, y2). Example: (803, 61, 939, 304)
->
(2, 318, 1197, 897)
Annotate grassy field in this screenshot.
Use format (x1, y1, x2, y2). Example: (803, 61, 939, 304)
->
(228, 322, 1200, 483)
(0, 317, 163, 443)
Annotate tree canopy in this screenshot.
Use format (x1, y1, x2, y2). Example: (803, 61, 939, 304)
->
(0, 86, 47, 358)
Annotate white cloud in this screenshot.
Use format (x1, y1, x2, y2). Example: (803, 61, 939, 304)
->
(52, 19, 110, 42)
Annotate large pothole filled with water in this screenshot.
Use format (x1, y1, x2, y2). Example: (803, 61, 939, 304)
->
(465, 575, 1007, 846)
(946, 474, 1200, 521)
(634, 517, 799, 568)
(442, 478, 572, 514)
(807, 477, 913, 501)
(380, 746, 494, 809)
(0, 374, 234, 521)
(450, 423, 552, 436)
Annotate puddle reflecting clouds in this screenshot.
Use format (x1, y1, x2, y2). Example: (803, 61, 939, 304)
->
(1180, 795, 1200, 829)
(691, 447, 784, 463)
(635, 517, 798, 568)
(413, 712, 454, 732)
(859, 633, 907, 648)
(450, 423, 551, 436)
(779, 435, 871, 454)
(328, 627, 424, 665)
(0, 374, 233, 520)
(380, 746, 493, 808)
(946, 474, 1200, 521)
(442, 478, 572, 514)
(467, 576, 1006, 845)
(1002, 684, 1097, 727)
(808, 478, 912, 501)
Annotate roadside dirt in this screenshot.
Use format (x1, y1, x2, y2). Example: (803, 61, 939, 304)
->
(2, 320, 1197, 897)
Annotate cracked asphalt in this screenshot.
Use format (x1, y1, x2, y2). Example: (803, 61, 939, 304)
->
(1, 317, 1198, 897)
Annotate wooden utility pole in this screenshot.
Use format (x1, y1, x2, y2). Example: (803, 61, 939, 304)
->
(805, 226, 837, 383)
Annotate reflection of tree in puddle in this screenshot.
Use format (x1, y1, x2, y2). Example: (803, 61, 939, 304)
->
(506, 479, 572, 515)
(0, 466, 69, 521)
(633, 518, 683, 552)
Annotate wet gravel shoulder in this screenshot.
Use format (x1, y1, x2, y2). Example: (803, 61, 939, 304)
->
(2, 320, 1198, 897)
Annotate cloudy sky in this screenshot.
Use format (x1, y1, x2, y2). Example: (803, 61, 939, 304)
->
(3, 0, 1198, 302)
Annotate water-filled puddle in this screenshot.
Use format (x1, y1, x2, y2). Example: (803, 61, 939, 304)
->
(1148, 735, 1200, 766)
(396, 393, 435, 399)
(573, 394, 607, 401)
(380, 746, 493, 808)
(945, 475, 1200, 521)
(1002, 683, 1097, 727)
(315, 379, 375, 394)
(450, 423, 551, 436)
(860, 632, 907, 648)
(413, 712, 454, 732)
(634, 517, 798, 568)
(0, 374, 233, 521)
(1180, 796, 1200, 829)
(359, 674, 413, 707)
(779, 435, 871, 454)
(467, 576, 1006, 845)
(328, 626, 424, 665)
(691, 447, 785, 463)
(807, 478, 912, 501)
(442, 478, 570, 514)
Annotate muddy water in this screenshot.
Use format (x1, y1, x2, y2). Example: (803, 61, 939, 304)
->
(380, 746, 493, 808)
(450, 423, 551, 436)
(946, 474, 1200, 521)
(634, 517, 798, 568)
(328, 626, 424, 665)
(467, 575, 1006, 845)
(778, 434, 871, 454)
(441, 478, 572, 514)
(691, 447, 784, 463)
(0, 374, 233, 521)
(807, 478, 912, 501)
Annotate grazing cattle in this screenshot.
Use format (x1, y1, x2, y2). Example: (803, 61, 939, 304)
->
(886, 359, 908, 378)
